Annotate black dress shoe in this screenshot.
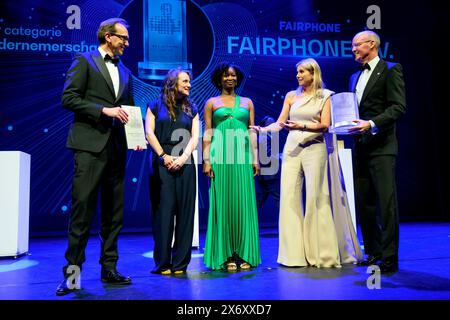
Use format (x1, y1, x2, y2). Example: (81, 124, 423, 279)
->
(378, 258, 398, 274)
(357, 255, 381, 266)
(56, 278, 80, 296)
(101, 270, 132, 285)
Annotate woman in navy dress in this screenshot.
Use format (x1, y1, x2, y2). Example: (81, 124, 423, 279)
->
(145, 68, 199, 275)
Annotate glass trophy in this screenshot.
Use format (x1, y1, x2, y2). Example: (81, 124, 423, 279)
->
(139, 0, 192, 80)
(329, 92, 359, 135)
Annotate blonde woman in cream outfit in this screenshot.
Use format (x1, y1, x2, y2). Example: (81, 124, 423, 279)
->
(251, 58, 362, 267)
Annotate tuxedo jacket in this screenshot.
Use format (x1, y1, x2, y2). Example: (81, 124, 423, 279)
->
(349, 59, 406, 156)
(61, 50, 134, 153)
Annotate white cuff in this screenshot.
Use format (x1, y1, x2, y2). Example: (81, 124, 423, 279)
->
(369, 120, 378, 135)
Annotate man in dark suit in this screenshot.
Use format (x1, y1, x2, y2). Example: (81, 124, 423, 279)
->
(348, 30, 406, 273)
(57, 18, 137, 295)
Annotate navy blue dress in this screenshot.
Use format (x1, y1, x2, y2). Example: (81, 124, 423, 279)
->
(148, 98, 198, 273)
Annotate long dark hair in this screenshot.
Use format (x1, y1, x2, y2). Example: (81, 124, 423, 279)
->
(160, 67, 194, 120)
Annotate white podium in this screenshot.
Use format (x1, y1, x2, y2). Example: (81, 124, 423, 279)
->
(0, 151, 30, 257)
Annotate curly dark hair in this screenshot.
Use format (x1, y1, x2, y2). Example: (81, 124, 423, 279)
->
(211, 62, 245, 90)
(160, 67, 194, 120)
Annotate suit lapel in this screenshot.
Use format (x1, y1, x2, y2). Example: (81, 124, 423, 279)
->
(115, 64, 127, 103)
(360, 60, 386, 105)
(91, 51, 116, 98)
(350, 71, 360, 92)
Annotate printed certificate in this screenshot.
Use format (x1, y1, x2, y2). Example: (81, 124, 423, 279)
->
(121, 105, 147, 150)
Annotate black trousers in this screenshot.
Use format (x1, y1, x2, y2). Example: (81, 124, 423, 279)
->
(149, 159, 196, 272)
(354, 154, 399, 260)
(64, 131, 126, 275)
(255, 176, 280, 210)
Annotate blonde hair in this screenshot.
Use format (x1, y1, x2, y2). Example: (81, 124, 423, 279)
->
(295, 58, 324, 99)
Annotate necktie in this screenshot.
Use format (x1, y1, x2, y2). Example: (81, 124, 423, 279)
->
(359, 63, 371, 71)
(104, 54, 120, 66)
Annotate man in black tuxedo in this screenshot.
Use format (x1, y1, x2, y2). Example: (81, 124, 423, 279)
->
(57, 18, 137, 295)
(348, 30, 406, 273)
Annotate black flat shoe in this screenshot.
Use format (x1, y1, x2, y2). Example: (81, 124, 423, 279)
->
(378, 258, 398, 274)
(151, 268, 172, 275)
(172, 270, 186, 275)
(101, 270, 132, 285)
(56, 278, 80, 296)
(357, 255, 381, 266)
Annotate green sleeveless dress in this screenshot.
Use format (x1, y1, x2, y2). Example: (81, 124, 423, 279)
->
(203, 96, 261, 270)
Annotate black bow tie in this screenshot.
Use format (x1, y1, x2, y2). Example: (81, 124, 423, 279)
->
(104, 54, 120, 66)
(359, 63, 371, 71)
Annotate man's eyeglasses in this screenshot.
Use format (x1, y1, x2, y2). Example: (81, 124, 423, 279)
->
(109, 33, 129, 43)
(352, 40, 372, 48)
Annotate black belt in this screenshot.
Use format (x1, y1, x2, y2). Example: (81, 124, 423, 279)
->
(298, 136, 324, 148)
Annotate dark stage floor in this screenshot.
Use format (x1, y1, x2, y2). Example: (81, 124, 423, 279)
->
(1, 222, 450, 301)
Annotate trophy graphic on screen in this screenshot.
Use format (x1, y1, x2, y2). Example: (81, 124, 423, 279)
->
(139, 0, 192, 80)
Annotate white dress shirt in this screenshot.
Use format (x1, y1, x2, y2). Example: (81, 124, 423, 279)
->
(355, 55, 380, 134)
(98, 47, 120, 98)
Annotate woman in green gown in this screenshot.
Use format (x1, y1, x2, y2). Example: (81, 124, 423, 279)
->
(203, 62, 261, 271)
